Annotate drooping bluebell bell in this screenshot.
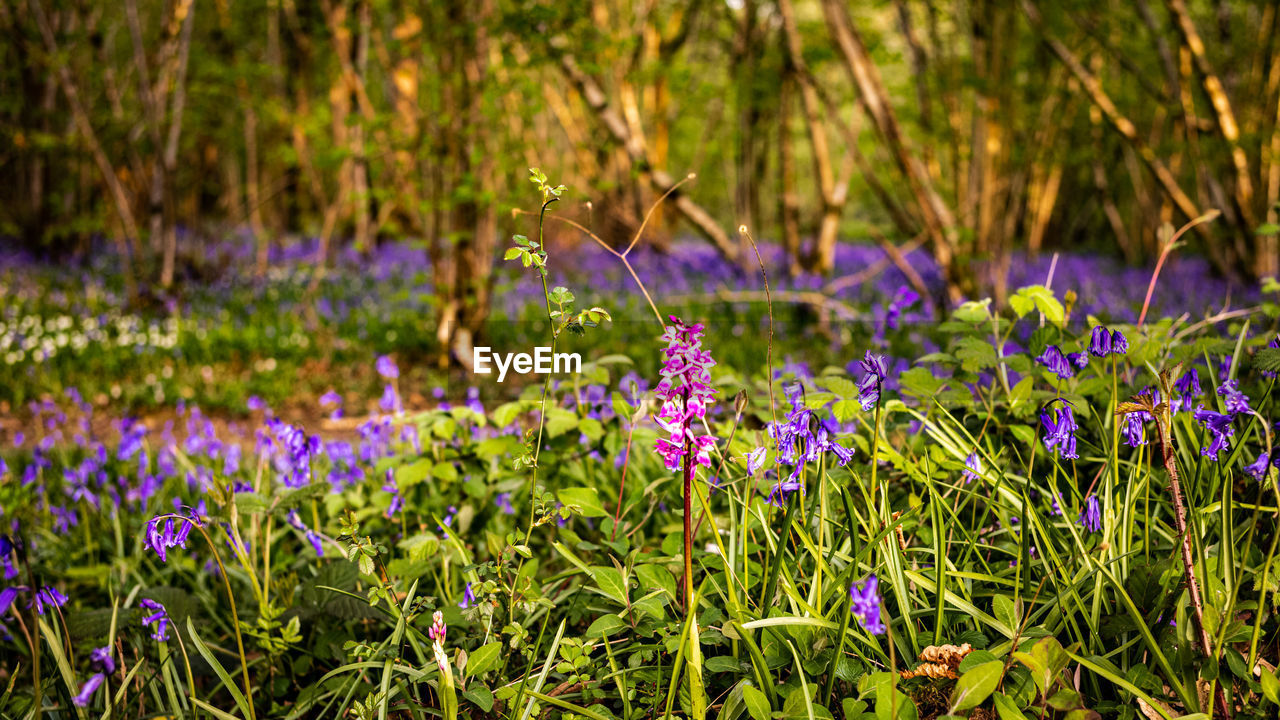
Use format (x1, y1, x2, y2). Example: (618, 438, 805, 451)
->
(439, 506, 458, 538)
(31, 586, 68, 615)
(1174, 369, 1202, 413)
(494, 492, 515, 515)
(1040, 400, 1079, 459)
(1035, 346, 1074, 379)
(90, 645, 115, 673)
(0, 586, 20, 615)
(139, 598, 170, 641)
(962, 452, 982, 483)
(1088, 326, 1112, 357)
(145, 513, 197, 563)
(1079, 495, 1102, 533)
(1110, 330, 1128, 354)
(745, 447, 767, 477)
(1122, 411, 1149, 447)
(1245, 451, 1271, 481)
(1217, 380, 1252, 415)
(0, 535, 17, 580)
(766, 479, 803, 508)
(376, 355, 399, 380)
(459, 582, 476, 609)
(849, 575, 885, 635)
(876, 285, 920, 342)
(319, 390, 344, 420)
(379, 384, 402, 414)
(72, 673, 105, 707)
(1263, 335, 1280, 379)
(261, 418, 320, 488)
(857, 352, 889, 410)
(1193, 405, 1234, 460)
(286, 510, 325, 557)
(382, 471, 404, 519)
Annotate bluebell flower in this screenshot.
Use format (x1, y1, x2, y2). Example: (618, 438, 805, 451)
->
(1122, 412, 1149, 447)
(1110, 330, 1128, 354)
(0, 586, 21, 615)
(1088, 326, 1112, 357)
(286, 510, 324, 557)
(1174, 369, 1202, 413)
(90, 645, 115, 673)
(767, 383, 853, 475)
(439, 506, 458, 538)
(962, 452, 982, 483)
(857, 352, 889, 411)
(495, 492, 515, 515)
(376, 355, 399, 380)
(145, 514, 197, 563)
(745, 447, 767, 477)
(766, 479, 803, 508)
(1067, 352, 1089, 370)
(1194, 405, 1234, 460)
(139, 598, 170, 641)
(1263, 335, 1280, 379)
(319, 390, 344, 420)
(247, 396, 265, 412)
(459, 582, 476, 609)
(1040, 401, 1079, 459)
(379, 384, 402, 414)
(72, 673, 105, 707)
(1217, 380, 1252, 415)
(1245, 451, 1271, 481)
(382, 471, 404, 519)
(1079, 495, 1102, 533)
(0, 535, 17, 581)
(849, 575, 885, 635)
(1035, 346, 1074, 379)
(31, 586, 68, 615)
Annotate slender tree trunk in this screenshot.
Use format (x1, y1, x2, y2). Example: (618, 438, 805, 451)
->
(30, 0, 139, 301)
(160, 0, 195, 288)
(778, 0, 844, 274)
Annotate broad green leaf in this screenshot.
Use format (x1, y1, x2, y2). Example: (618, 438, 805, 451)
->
(742, 685, 770, 720)
(950, 660, 1003, 712)
(590, 566, 628, 605)
(558, 487, 607, 517)
(465, 641, 503, 677)
(953, 299, 992, 324)
(586, 614, 626, 638)
(1261, 668, 1280, 704)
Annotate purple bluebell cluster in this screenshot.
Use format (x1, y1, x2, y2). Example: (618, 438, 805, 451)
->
(1079, 495, 1102, 533)
(1036, 346, 1089, 380)
(286, 510, 325, 557)
(1174, 369, 1202, 413)
(962, 452, 982, 483)
(1088, 326, 1128, 357)
(138, 598, 170, 641)
(145, 511, 199, 563)
(857, 352, 889, 411)
(1040, 400, 1079, 459)
(1218, 380, 1252, 416)
(849, 575, 885, 635)
(1194, 406, 1235, 460)
(764, 383, 854, 507)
